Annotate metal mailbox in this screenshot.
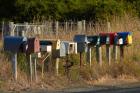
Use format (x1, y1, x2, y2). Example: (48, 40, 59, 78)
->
(63, 41, 77, 54)
(87, 35, 100, 46)
(40, 40, 52, 52)
(4, 36, 27, 53)
(74, 35, 88, 43)
(27, 37, 40, 54)
(99, 33, 117, 45)
(115, 32, 132, 45)
(74, 35, 88, 53)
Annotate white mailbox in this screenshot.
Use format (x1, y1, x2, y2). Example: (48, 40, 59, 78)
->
(63, 41, 77, 54)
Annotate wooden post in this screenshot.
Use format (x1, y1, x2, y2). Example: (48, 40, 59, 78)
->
(55, 21, 59, 36)
(12, 53, 17, 80)
(82, 20, 86, 32)
(113, 45, 118, 62)
(34, 58, 37, 81)
(70, 21, 73, 32)
(107, 22, 111, 32)
(79, 52, 82, 68)
(56, 58, 59, 76)
(120, 45, 124, 62)
(24, 22, 28, 37)
(106, 45, 111, 65)
(96, 46, 102, 65)
(41, 62, 44, 79)
(9, 22, 14, 36)
(29, 54, 33, 82)
(65, 21, 68, 32)
(2, 21, 4, 42)
(78, 21, 82, 34)
(86, 46, 92, 66)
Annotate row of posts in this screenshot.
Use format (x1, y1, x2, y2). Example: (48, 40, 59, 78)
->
(8, 20, 87, 37)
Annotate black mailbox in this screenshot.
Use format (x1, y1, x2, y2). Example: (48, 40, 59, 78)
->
(87, 35, 100, 46)
(4, 36, 27, 53)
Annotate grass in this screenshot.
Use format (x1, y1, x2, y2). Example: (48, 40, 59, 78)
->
(0, 14, 140, 91)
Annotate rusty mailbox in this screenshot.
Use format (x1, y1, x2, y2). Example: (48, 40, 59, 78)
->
(4, 36, 27, 53)
(27, 37, 40, 54)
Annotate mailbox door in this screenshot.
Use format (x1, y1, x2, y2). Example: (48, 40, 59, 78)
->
(59, 42, 66, 57)
(34, 38, 40, 53)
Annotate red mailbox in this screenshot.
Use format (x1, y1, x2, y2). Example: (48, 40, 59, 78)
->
(100, 32, 117, 45)
(27, 37, 40, 54)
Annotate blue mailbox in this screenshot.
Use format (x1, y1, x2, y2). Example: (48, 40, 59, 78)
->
(115, 32, 132, 45)
(74, 35, 88, 43)
(87, 35, 100, 46)
(74, 35, 88, 53)
(4, 36, 27, 53)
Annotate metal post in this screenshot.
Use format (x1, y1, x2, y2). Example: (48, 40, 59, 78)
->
(106, 45, 111, 65)
(12, 53, 17, 80)
(29, 54, 33, 82)
(96, 46, 102, 65)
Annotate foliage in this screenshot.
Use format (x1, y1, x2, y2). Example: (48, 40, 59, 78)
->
(1, 0, 140, 22)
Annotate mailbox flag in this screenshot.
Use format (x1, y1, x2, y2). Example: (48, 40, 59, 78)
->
(126, 35, 132, 45)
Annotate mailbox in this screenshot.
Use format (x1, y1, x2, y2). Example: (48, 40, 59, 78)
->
(74, 35, 88, 53)
(51, 39, 60, 50)
(40, 40, 52, 52)
(59, 41, 66, 57)
(99, 33, 117, 45)
(63, 41, 77, 54)
(87, 35, 100, 46)
(4, 36, 27, 53)
(115, 32, 132, 45)
(51, 40, 66, 58)
(74, 35, 88, 43)
(27, 37, 40, 54)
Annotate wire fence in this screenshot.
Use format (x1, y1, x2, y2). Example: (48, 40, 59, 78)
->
(1, 20, 112, 40)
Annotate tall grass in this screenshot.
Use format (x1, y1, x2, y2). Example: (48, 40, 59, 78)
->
(0, 14, 140, 90)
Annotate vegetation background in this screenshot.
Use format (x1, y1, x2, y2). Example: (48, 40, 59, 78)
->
(0, 0, 140, 22)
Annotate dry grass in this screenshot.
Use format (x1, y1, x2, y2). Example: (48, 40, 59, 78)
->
(0, 14, 140, 91)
